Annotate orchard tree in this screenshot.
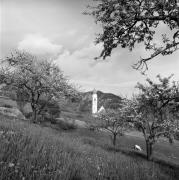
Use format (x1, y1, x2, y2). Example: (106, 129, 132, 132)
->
(0, 52, 79, 122)
(86, 0, 179, 72)
(97, 107, 129, 146)
(126, 75, 178, 160)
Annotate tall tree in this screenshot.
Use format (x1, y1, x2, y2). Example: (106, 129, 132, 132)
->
(0, 52, 79, 122)
(86, 0, 179, 72)
(126, 75, 178, 160)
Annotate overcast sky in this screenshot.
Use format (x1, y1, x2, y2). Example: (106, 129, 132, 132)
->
(1, 0, 179, 97)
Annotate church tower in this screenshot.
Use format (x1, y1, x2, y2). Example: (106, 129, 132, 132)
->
(92, 89, 98, 114)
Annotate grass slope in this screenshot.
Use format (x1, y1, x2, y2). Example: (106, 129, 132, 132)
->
(0, 115, 179, 180)
(0, 96, 18, 108)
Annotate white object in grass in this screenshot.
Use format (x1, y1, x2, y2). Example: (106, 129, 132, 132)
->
(134, 145, 142, 151)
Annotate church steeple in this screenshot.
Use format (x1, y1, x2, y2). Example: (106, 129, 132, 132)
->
(92, 89, 97, 114)
(93, 89, 97, 94)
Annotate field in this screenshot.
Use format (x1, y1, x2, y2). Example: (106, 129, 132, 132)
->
(0, 114, 179, 180)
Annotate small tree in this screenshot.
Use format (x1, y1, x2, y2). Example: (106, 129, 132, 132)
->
(0, 52, 79, 122)
(98, 107, 128, 146)
(127, 75, 178, 160)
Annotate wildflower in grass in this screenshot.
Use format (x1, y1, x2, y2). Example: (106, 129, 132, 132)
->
(7, 130, 15, 135)
(8, 162, 15, 168)
(96, 165, 103, 176)
(0, 130, 4, 136)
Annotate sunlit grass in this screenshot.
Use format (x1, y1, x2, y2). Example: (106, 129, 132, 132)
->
(0, 115, 178, 180)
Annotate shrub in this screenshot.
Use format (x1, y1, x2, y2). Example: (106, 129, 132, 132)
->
(2, 104, 13, 108)
(34, 99, 61, 123)
(56, 118, 76, 130)
(174, 131, 179, 140)
(24, 112, 33, 119)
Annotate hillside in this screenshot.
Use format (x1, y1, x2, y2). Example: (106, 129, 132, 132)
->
(0, 115, 179, 180)
(59, 90, 123, 125)
(78, 90, 123, 113)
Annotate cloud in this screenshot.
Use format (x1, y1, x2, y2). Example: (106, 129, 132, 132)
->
(18, 34, 63, 56)
(16, 34, 179, 97)
(55, 43, 103, 79)
(55, 43, 141, 96)
(54, 39, 179, 97)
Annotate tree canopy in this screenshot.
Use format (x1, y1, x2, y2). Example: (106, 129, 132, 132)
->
(86, 0, 179, 72)
(0, 52, 79, 122)
(125, 75, 179, 159)
(97, 107, 129, 146)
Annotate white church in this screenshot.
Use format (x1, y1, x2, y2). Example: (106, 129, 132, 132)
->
(92, 89, 105, 115)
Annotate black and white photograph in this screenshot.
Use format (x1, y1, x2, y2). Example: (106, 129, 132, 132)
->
(0, 0, 179, 179)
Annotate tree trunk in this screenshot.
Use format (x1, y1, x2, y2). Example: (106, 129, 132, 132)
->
(31, 104, 37, 123)
(32, 110, 37, 123)
(146, 140, 153, 160)
(113, 133, 117, 146)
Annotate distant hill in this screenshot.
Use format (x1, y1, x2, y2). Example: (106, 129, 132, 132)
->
(0, 89, 123, 124)
(78, 90, 123, 113)
(59, 90, 123, 125)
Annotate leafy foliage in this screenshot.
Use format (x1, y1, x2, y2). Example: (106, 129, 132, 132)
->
(97, 107, 129, 146)
(0, 52, 79, 122)
(126, 75, 179, 159)
(39, 99, 61, 123)
(86, 0, 179, 72)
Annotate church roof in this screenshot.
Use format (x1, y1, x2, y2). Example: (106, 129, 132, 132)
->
(98, 106, 105, 113)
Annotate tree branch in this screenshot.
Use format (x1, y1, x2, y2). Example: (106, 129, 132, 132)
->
(133, 42, 179, 73)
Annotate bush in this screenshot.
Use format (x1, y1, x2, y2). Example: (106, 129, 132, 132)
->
(38, 99, 61, 123)
(2, 104, 13, 108)
(174, 131, 179, 140)
(47, 101, 61, 118)
(56, 118, 76, 130)
(23, 112, 33, 119)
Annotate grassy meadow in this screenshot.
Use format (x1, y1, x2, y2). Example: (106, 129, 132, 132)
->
(0, 114, 179, 180)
